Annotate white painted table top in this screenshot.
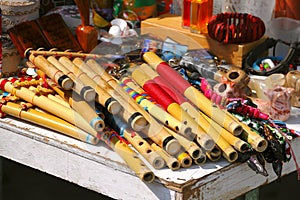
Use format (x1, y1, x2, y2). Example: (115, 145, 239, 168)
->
(0, 107, 299, 200)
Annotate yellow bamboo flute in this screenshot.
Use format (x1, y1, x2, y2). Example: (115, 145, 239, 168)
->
(199, 112, 250, 153)
(122, 129, 165, 170)
(146, 139, 181, 171)
(27, 54, 74, 90)
(131, 67, 215, 152)
(46, 56, 96, 102)
(58, 56, 121, 114)
(100, 127, 155, 183)
(238, 121, 268, 153)
(142, 52, 243, 136)
(0, 79, 99, 137)
(164, 127, 204, 160)
(175, 148, 193, 168)
(46, 79, 105, 132)
(206, 145, 222, 162)
(83, 59, 182, 156)
(0, 101, 99, 144)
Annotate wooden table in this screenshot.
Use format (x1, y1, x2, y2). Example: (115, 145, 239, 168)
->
(0, 107, 299, 200)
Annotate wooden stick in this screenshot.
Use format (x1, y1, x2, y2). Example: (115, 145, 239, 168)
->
(0, 79, 98, 137)
(142, 52, 243, 136)
(0, 101, 99, 144)
(47, 79, 105, 132)
(24, 48, 124, 60)
(58, 56, 121, 114)
(46, 56, 96, 102)
(27, 54, 74, 90)
(100, 127, 155, 183)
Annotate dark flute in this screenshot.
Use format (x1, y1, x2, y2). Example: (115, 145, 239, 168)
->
(27, 53, 74, 90)
(58, 56, 121, 114)
(72, 58, 148, 132)
(0, 78, 98, 137)
(46, 56, 96, 102)
(0, 101, 99, 145)
(47, 79, 105, 132)
(206, 145, 222, 162)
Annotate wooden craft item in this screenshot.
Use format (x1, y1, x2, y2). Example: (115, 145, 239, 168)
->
(175, 149, 193, 168)
(74, 0, 98, 52)
(206, 145, 222, 162)
(0, 101, 99, 145)
(143, 52, 243, 136)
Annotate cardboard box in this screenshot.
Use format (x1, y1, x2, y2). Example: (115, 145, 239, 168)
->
(141, 14, 267, 67)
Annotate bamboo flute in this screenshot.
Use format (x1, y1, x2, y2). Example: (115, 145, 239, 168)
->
(0, 79, 99, 137)
(164, 127, 204, 160)
(194, 154, 207, 165)
(206, 145, 222, 162)
(46, 56, 96, 102)
(131, 67, 215, 152)
(0, 101, 99, 144)
(57, 56, 121, 114)
(100, 127, 155, 183)
(142, 52, 243, 136)
(175, 148, 193, 168)
(238, 121, 268, 153)
(146, 139, 181, 171)
(27, 54, 74, 90)
(47, 94, 71, 108)
(119, 80, 193, 138)
(83, 59, 182, 156)
(72, 57, 148, 132)
(199, 112, 250, 153)
(46, 79, 105, 132)
(105, 112, 165, 169)
(24, 48, 125, 60)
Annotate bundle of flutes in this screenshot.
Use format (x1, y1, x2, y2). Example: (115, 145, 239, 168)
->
(6, 48, 288, 182)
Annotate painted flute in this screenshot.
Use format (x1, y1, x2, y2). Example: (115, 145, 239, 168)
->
(143, 52, 242, 136)
(0, 101, 99, 145)
(131, 67, 214, 152)
(119, 80, 192, 139)
(72, 57, 148, 132)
